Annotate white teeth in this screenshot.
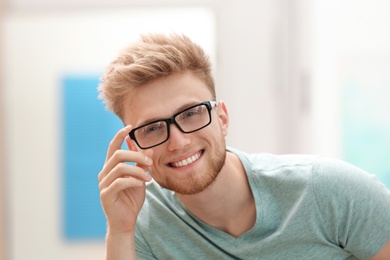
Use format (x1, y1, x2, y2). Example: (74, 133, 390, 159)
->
(172, 153, 201, 168)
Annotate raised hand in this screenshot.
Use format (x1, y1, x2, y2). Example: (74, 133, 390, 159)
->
(98, 125, 153, 234)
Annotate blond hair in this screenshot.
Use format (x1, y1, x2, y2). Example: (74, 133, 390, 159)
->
(98, 33, 215, 120)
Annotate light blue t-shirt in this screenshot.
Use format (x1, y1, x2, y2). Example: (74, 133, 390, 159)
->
(135, 148, 390, 259)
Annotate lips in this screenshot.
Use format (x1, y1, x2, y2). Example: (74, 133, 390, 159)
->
(170, 151, 202, 168)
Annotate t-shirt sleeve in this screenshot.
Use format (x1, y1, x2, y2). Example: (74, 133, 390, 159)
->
(312, 157, 390, 259)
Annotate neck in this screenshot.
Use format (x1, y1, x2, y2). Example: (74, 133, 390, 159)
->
(176, 152, 256, 237)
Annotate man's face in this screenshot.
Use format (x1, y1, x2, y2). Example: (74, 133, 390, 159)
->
(122, 71, 229, 195)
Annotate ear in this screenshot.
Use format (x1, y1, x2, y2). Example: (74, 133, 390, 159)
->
(217, 100, 229, 136)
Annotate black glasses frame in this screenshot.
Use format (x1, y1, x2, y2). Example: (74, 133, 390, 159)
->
(129, 101, 217, 149)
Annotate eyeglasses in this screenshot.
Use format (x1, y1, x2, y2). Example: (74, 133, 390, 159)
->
(129, 101, 217, 149)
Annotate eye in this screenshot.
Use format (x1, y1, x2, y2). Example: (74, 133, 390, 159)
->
(183, 110, 196, 119)
(181, 106, 204, 120)
(143, 122, 165, 135)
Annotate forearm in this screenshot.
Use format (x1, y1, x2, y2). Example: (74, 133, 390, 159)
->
(106, 231, 136, 260)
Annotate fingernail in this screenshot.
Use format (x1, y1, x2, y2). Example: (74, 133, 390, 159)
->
(145, 156, 152, 164)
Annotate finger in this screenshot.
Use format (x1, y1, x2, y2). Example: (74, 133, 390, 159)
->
(100, 177, 145, 204)
(136, 149, 154, 169)
(125, 136, 154, 172)
(98, 149, 153, 182)
(105, 125, 133, 162)
(99, 162, 151, 191)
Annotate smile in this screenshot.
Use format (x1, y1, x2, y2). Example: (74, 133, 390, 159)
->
(170, 151, 202, 168)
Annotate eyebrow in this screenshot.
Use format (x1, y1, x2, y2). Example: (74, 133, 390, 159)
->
(137, 101, 202, 127)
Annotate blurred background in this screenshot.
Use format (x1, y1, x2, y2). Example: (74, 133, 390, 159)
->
(1, 0, 390, 259)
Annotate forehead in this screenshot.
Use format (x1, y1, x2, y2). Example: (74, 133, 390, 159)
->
(123, 71, 213, 126)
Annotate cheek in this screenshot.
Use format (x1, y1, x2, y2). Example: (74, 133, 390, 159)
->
(147, 150, 162, 172)
(147, 161, 159, 177)
(149, 165, 166, 184)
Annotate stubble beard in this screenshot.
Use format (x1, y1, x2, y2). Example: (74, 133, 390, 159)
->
(160, 141, 227, 195)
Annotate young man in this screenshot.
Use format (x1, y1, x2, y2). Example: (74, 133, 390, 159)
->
(98, 33, 390, 259)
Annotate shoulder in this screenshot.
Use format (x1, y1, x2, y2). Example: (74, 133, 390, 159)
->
(228, 147, 321, 182)
(228, 147, 318, 169)
(230, 146, 383, 187)
(310, 156, 388, 197)
(229, 147, 389, 206)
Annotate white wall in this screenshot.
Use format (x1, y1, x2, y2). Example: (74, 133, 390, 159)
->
(0, 1, 7, 259)
(310, 0, 390, 158)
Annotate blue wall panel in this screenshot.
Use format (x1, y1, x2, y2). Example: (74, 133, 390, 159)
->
(63, 76, 124, 240)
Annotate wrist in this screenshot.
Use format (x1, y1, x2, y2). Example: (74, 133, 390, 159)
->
(106, 220, 136, 236)
(106, 230, 136, 260)
(106, 227, 135, 242)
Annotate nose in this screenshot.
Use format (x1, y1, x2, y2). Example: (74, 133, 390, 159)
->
(166, 124, 191, 151)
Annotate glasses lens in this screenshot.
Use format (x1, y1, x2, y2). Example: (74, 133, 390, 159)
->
(176, 104, 211, 133)
(134, 121, 168, 148)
